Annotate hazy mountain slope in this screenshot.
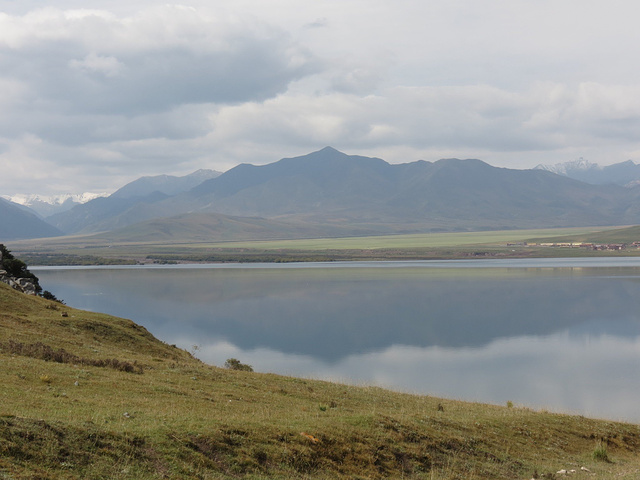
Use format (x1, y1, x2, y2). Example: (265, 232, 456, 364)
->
(110, 169, 221, 199)
(47, 169, 221, 234)
(0, 198, 63, 240)
(384, 159, 632, 228)
(96, 212, 400, 244)
(45, 194, 166, 234)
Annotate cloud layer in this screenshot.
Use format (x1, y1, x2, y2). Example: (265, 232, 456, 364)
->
(2, 1, 640, 194)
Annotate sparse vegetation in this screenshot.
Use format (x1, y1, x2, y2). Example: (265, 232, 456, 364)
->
(0, 339, 143, 373)
(41, 289, 64, 303)
(224, 357, 254, 371)
(16, 253, 137, 266)
(593, 440, 610, 462)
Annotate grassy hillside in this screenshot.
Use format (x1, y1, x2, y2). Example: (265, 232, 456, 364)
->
(2, 283, 640, 479)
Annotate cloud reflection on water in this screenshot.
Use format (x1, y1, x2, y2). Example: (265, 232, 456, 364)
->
(184, 329, 640, 423)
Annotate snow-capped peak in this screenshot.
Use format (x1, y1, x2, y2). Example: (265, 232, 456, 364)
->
(2, 192, 108, 217)
(4, 192, 107, 207)
(534, 157, 600, 175)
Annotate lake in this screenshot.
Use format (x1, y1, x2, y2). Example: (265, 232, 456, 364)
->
(33, 258, 640, 423)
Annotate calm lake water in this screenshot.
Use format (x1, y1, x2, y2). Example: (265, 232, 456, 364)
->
(33, 258, 640, 423)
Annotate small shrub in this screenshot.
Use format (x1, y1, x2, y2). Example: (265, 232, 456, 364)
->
(506, 400, 514, 408)
(39, 375, 52, 384)
(319, 405, 328, 412)
(593, 440, 610, 462)
(41, 290, 64, 304)
(224, 358, 253, 372)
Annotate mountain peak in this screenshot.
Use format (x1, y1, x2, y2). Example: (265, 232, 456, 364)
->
(534, 157, 599, 175)
(318, 146, 341, 154)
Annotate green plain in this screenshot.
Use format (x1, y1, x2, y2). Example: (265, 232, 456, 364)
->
(8, 226, 630, 265)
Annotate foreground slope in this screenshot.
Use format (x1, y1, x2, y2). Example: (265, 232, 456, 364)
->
(1, 282, 640, 479)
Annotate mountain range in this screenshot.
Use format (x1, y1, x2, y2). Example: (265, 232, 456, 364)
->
(535, 158, 640, 186)
(43, 147, 640, 240)
(5, 147, 640, 242)
(0, 169, 220, 241)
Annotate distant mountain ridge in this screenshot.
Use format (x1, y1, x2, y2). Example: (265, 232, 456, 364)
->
(46, 169, 222, 234)
(535, 159, 640, 186)
(110, 169, 221, 199)
(44, 147, 640, 240)
(0, 198, 63, 240)
(2, 193, 107, 217)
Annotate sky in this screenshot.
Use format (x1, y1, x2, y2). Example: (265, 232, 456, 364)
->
(2, 0, 640, 195)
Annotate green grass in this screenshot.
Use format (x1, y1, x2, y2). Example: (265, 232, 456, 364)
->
(2, 282, 640, 479)
(176, 226, 620, 250)
(8, 226, 628, 264)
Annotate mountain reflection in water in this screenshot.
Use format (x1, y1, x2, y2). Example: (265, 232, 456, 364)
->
(34, 260, 640, 422)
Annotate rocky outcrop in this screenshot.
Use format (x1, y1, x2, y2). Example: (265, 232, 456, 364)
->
(0, 269, 38, 295)
(0, 246, 40, 295)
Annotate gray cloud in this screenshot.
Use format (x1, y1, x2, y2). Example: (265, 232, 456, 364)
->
(0, 7, 315, 116)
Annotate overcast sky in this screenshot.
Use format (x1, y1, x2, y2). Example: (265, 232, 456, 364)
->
(2, 0, 640, 195)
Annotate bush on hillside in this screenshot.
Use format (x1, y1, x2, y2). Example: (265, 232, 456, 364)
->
(224, 358, 253, 372)
(41, 290, 65, 304)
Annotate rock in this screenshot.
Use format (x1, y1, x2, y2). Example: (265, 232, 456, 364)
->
(0, 271, 38, 295)
(16, 278, 37, 295)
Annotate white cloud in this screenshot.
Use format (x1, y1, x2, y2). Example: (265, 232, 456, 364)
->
(69, 52, 124, 78)
(201, 81, 640, 167)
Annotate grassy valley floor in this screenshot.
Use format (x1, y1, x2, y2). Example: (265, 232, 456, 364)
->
(1, 282, 640, 479)
(8, 225, 640, 265)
